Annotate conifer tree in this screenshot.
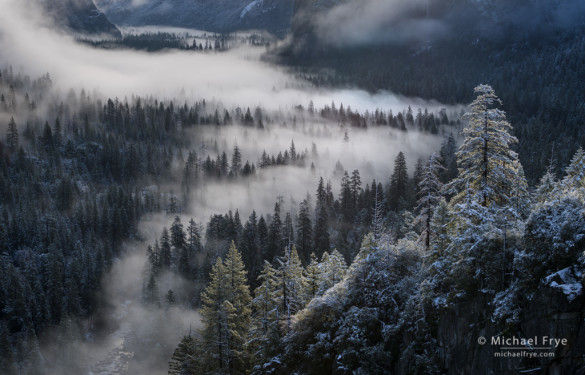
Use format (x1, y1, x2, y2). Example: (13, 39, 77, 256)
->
(159, 227, 172, 269)
(230, 144, 242, 177)
(445, 84, 522, 209)
(250, 261, 280, 369)
(6, 116, 18, 152)
(296, 195, 313, 262)
(314, 178, 330, 257)
(415, 153, 444, 250)
(222, 241, 252, 372)
(319, 249, 347, 294)
(186, 218, 202, 278)
(200, 258, 229, 372)
(389, 151, 409, 211)
(267, 202, 284, 261)
(304, 252, 321, 300)
(168, 334, 198, 375)
(562, 147, 585, 193)
(275, 245, 307, 332)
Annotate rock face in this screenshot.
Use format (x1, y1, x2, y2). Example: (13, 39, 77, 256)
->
(94, 0, 295, 37)
(41, 0, 121, 37)
(434, 287, 585, 374)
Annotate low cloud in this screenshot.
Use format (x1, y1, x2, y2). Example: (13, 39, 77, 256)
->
(313, 0, 447, 47)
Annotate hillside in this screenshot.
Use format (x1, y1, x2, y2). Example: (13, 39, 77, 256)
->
(41, 0, 121, 37)
(95, 0, 295, 37)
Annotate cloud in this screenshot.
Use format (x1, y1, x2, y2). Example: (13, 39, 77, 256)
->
(312, 0, 447, 47)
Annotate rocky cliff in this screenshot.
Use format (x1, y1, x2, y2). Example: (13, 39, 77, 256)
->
(433, 286, 585, 374)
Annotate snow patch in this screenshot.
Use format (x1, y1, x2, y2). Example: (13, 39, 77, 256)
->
(545, 267, 583, 302)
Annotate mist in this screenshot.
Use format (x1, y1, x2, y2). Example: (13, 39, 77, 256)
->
(305, 0, 585, 48)
(184, 123, 445, 225)
(313, 0, 446, 47)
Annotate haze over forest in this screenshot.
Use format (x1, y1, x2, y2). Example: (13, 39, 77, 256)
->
(0, 1, 584, 374)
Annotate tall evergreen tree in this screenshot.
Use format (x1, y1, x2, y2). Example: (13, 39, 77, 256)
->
(296, 195, 313, 262)
(313, 203, 330, 258)
(304, 252, 321, 300)
(222, 241, 252, 372)
(6, 116, 18, 152)
(415, 153, 444, 251)
(200, 258, 230, 373)
(389, 151, 409, 211)
(249, 261, 280, 370)
(275, 245, 306, 332)
(230, 144, 242, 177)
(159, 227, 172, 269)
(445, 84, 522, 209)
(168, 334, 198, 375)
(266, 202, 284, 261)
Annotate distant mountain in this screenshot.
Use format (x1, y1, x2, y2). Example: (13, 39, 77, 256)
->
(95, 0, 295, 37)
(41, 0, 121, 37)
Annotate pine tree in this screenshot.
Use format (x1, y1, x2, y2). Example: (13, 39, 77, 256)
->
(371, 183, 385, 241)
(439, 133, 458, 183)
(159, 227, 172, 269)
(222, 241, 252, 372)
(200, 258, 230, 372)
(445, 84, 522, 209)
(314, 178, 330, 258)
(562, 147, 585, 193)
(230, 144, 242, 177)
(6, 116, 18, 152)
(168, 334, 199, 375)
(275, 245, 307, 332)
(389, 151, 409, 211)
(340, 171, 353, 221)
(186, 218, 202, 278)
(436, 85, 527, 293)
(350, 169, 362, 212)
(319, 249, 347, 294)
(240, 211, 259, 284)
(304, 252, 321, 300)
(296, 195, 313, 262)
(415, 153, 444, 251)
(171, 217, 187, 273)
(266, 202, 284, 261)
(313, 202, 330, 258)
(249, 261, 280, 369)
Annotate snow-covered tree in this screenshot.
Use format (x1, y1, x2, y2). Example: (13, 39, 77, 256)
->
(415, 153, 444, 250)
(561, 147, 585, 194)
(445, 84, 523, 210)
(319, 249, 347, 294)
(274, 245, 306, 331)
(439, 85, 526, 294)
(249, 261, 280, 372)
(168, 334, 199, 375)
(199, 242, 252, 373)
(304, 252, 321, 300)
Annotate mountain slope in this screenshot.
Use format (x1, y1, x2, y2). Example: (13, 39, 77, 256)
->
(42, 0, 121, 37)
(95, 0, 295, 37)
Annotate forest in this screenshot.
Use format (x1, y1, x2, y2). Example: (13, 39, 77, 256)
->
(0, 64, 470, 373)
(2, 60, 583, 373)
(0, 0, 584, 373)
